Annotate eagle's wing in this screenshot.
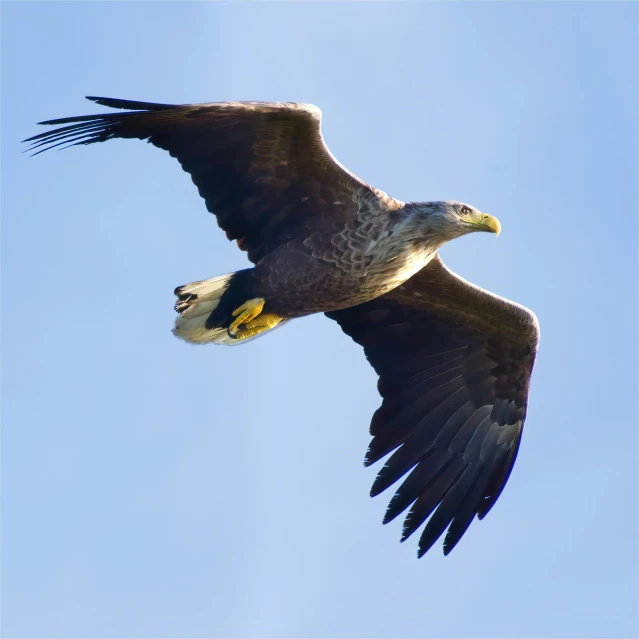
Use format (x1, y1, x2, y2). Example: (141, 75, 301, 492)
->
(326, 255, 539, 556)
(25, 97, 399, 263)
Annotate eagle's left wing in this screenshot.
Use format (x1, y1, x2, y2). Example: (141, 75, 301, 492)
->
(327, 255, 539, 556)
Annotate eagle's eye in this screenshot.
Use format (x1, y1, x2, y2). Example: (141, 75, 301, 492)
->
(459, 206, 471, 217)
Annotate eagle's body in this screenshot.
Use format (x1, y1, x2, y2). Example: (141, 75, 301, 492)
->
(238, 201, 447, 318)
(26, 97, 539, 558)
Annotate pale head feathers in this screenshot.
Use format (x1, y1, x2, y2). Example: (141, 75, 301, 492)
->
(398, 201, 500, 243)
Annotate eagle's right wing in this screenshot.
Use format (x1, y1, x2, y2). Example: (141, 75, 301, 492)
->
(25, 97, 401, 264)
(327, 255, 539, 557)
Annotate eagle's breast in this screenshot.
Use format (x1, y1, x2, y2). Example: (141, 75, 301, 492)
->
(368, 244, 438, 291)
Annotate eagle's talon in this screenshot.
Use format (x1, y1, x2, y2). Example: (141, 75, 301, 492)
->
(228, 298, 266, 335)
(232, 313, 282, 340)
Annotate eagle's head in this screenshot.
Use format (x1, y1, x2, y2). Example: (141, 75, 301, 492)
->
(406, 201, 501, 242)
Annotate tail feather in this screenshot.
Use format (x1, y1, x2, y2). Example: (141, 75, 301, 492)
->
(174, 274, 233, 316)
(173, 273, 238, 345)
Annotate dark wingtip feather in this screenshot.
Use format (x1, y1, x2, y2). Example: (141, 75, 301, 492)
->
(369, 477, 385, 498)
(400, 527, 413, 544)
(382, 451, 449, 525)
(86, 96, 113, 104)
(417, 523, 447, 558)
(363, 448, 376, 468)
(477, 438, 521, 520)
(382, 496, 402, 525)
(382, 486, 417, 525)
(417, 464, 482, 557)
(86, 96, 175, 111)
(369, 464, 400, 498)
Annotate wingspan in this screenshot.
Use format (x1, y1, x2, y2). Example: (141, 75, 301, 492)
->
(25, 97, 399, 263)
(327, 255, 539, 556)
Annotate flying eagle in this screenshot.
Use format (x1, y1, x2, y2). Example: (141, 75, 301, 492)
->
(26, 97, 539, 557)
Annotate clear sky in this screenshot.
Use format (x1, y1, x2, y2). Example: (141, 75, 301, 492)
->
(2, 2, 637, 638)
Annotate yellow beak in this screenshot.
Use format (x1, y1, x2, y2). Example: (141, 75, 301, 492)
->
(475, 213, 501, 236)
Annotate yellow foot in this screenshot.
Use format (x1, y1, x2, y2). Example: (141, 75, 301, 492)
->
(228, 297, 266, 335)
(232, 313, 283, 341)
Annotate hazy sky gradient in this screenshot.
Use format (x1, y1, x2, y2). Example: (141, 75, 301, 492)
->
(2, 2, 637, 638)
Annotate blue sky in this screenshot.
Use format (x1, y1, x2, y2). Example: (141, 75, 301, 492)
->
(2, 2, 637, 637)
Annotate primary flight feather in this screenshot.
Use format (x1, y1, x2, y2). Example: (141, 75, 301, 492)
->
(26, 97, 539, 557)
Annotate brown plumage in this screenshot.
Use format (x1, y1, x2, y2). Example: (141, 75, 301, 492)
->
(327, 255, 538, 556)
(26, 97, 399, 262)
(25, 97, 539, 557)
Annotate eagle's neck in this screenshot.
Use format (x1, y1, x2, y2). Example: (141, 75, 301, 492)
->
(355, 204, 447, 289)
(366, 207, 446, 263)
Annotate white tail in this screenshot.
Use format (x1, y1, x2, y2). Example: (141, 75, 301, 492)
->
(172, 273, 238, 345)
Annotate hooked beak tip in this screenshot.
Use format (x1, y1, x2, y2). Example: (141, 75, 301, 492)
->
(481, 214, 501, 236)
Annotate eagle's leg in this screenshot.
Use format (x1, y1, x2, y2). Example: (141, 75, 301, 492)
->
(228, 298, 266, 335)
(232, 313, 282, 340)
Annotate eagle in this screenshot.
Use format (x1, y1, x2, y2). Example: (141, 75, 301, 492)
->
(26, 97, 539, 558)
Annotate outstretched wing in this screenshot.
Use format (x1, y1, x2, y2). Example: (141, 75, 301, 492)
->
(25, 97, 399, 263)
(327, 255, 539, 557)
